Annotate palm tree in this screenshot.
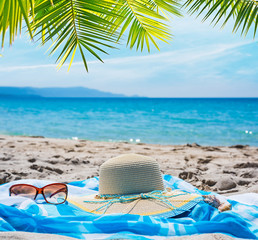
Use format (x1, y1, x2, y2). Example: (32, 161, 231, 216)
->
(0, 0, 257, 71)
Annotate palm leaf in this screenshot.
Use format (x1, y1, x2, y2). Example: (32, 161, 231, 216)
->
(0, 0, 34, 48)
(184, 0, 258, 37)
(113, 0, 182, 51)
(32, 0, 121, 71)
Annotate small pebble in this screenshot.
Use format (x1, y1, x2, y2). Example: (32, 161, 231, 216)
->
(216, 177, 237, 191)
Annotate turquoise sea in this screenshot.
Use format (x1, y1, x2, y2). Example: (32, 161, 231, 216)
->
(0, 97, 257, 146)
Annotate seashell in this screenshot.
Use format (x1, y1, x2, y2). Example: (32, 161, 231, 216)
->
(218, 202, 232, 212)
(203, 195, 232, 212)
(203, 195, 221, 208)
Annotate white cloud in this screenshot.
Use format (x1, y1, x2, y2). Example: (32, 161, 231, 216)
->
(0, 41, 250, 73)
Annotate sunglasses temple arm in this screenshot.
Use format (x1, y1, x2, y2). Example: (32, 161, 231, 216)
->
(49, 187, 67, 198)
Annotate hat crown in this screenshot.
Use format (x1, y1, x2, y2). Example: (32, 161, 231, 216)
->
(99, 154, 164, 195)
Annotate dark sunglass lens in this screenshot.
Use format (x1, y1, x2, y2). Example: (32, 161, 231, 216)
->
(10, 185, 37, 199)
(43, 184, 67, 204)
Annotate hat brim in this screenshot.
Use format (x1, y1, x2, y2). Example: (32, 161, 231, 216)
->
(68, 190, 203, 218)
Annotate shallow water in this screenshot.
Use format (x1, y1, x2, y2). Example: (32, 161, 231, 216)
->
(0, 97, 257, 146)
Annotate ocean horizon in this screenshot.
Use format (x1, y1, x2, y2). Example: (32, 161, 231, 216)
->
(0, 96, 257, 146)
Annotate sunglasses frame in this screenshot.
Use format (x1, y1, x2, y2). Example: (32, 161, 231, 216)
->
(9, 183, 68, 205)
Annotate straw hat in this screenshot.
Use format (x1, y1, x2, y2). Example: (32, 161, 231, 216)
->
(68, 154, 202, 218)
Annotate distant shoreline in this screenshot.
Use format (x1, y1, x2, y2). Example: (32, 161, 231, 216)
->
(1, 94, 258, 99)
(0, 133, 256, 147)
(0, 86, 258, 98)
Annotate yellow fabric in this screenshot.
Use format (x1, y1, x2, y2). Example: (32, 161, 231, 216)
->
(67, 190, 202, 216)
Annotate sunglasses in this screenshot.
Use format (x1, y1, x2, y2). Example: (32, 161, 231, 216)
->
(9, 183, 68, 204)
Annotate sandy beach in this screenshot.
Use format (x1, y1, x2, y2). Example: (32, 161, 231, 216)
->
(1, 134, 257, 195)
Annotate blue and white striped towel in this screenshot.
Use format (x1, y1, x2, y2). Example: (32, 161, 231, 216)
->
(0, 175, 257, 239)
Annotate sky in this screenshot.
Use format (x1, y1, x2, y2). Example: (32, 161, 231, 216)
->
(0, 13, 258, 97)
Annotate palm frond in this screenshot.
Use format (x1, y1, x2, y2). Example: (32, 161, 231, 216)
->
(113, 0, 182, 51)
(32, 0, 122, 71)
(0, 0, 34, 48)
(184, 0, 258, 37)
